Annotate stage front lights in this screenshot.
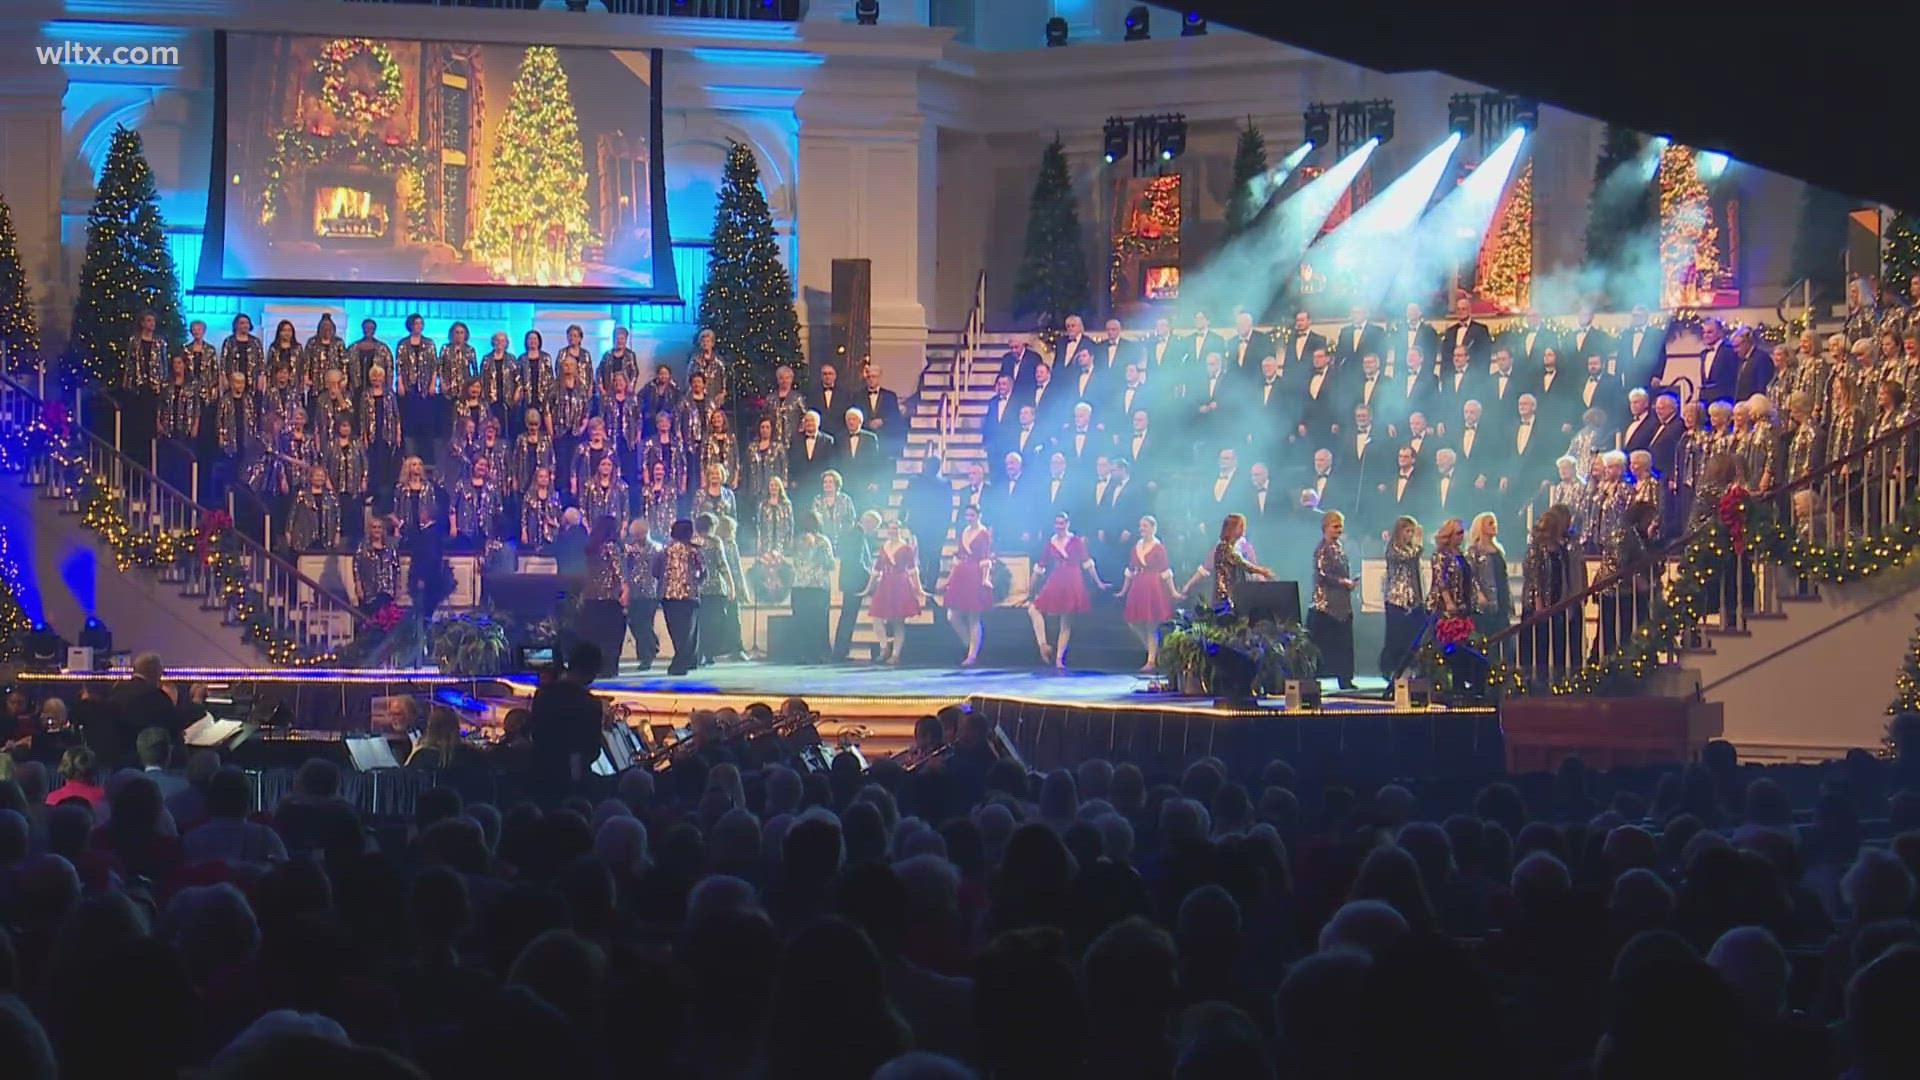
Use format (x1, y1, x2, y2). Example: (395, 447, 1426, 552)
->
(1303, 104, 1331, 149)
(1103, 117, 1130, 164)
(1509, 95, 1539, 131)
(854, 0, 879, 25)
(1124, 5, 1150, 40)
(1181, 11, 1208, 36)
(1366, 100, 1395, 146)
(1158, 115, 1187, 161)
(1448, 94, 1476, 138)
(1045, 16, 1069, 47)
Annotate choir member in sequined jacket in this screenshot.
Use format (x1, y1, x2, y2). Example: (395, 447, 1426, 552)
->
(260, 365, 303, 433)
(159, 354, 199, 445)
(521, 466, 564, 549)
(348, 319, 392, 394)
(221, 314, 265, 392)
(288, 466, 340, 553)
(521, 330, 553, 416)
(392, 456, 440, 540)
(438, 322, 476, 431)
(675, 373, 716, 447)
(478, 332, 524, 431)
(643, 460, 677, 541)
(571, 418, 618, 505)
(689, 328, 727, 402)
(215, 371, 256, 497)
(511, 408, 555, 495)
(315, 369, 356, 448)
(360, 365, 404, 514)
(301, 315, 348, 395)
(1428, 517, 1473, 619)
(639, 364, 680, 427)
(1465, 512, 1511, 638)
(266, 321, 302, 389)
(354, 517, 402, 611)
(581, 455, 629, 526)
(643, 410, 688, 498)
(184, 321, 220, 403)
(555, 323, 593, 401)
(622, 519, 664, 670)
(123, 310, 167, 395)
(551, 356, 594, 489)
(1626, 450, 1665, 539)
(471, 417, 511, 496)
(654, 518, 705, 675)
(1310, 511, 1357, 688)
(450, 457, 503, 550)
(393, 314, 436, 459)
(700, 410, 739, 487)
(600, 371, 644, 484)
(768, 364, 808, 446)
(1380, 516, 1426, 680)
(325, 415, 369, 545)
(599, 326, 641, 398)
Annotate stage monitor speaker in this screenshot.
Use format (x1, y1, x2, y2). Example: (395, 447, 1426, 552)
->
(831, 258, 872, 369)
(1231, 580, 1303, 625)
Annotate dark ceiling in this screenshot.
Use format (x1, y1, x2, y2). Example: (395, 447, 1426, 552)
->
(1158, 5, 1913, 211)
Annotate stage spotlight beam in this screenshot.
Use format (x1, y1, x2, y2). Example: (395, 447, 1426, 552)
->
(1279, 140, 1314, 170)
(1306, 132, 1465, 306)
(1697, 149, 1729, 178)
(1384, 127, 1529, 310)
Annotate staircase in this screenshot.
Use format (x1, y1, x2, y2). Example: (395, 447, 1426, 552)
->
(0, 372, 368, 667)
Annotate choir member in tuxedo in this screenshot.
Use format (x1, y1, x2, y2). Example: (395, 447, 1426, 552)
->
(1036, 452, 1081, 541)
(1402, 411, 1440, 467)
(1243, 461, 1283, 550)
(1374, 445, 1423, 541)
(1730, 327, 1776, 402)
(838, 408, 884, 508)
(984, 452, 1036, 548)
(1225, 310, 1273, 383)
(1617, 305, 1667, 388)
(1297, 348, 1342, 444)
(814, 363, 850, 438)
(1141, 317, 1181, 385)
(998, 333, 1048, 395)
(1057, 402, 1109, 479)
(1450, 400, 1497, 496)
(1645, 390, 1685, 480)
(1347, 353, 1400, 432)
(1283, 310, 1328, 373)
(1698, 318, 1740, 404)
(858, 364, 906, 454)
(789, 410, 837, 491)
(1052, 314, 1091, 372)
(1180, 310, 1227, 370)
(1065, 347, 1107, 413)
(1093, 457, 1143, 575)
(1342, 404, 1386, 492)
(1424, 447, 1472, 523)
(1332, 305, 1387, 372)
(1096, 318, 1132, 371)
(1192, 353, 1233, 451)
(1394, 303, 1441, 378)
(1027, 362, 1066, 430)
(980, 374, 1022, 467)
(1484, 349, 1524, 421)
(1529, 347, 1578, 433)
(1502, 394, 1552, 514)
(1253, 355, 1296, 460)
(1399, 347, 1437, 418)
(1203, 448, 1247, 518)
(1121, 410, 1162, 485)
(902, 456, 954, 592)
(1500, 311, 1561, 372)
(1564, 307, 1614, 374)
(1297, 448, 1340, 514)
(1113, 363, 1153, 423)
(1436, 346, 1486, 431)
(1619, 388, 1657, 455)
(1441, 295, 1495, 369)
(955, 461, 989, 521)
(1001, 403, 1051, 469)
(1578, 355, 1627, 435)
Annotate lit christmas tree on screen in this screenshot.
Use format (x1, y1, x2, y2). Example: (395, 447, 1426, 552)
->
(471, 45, 594, 286)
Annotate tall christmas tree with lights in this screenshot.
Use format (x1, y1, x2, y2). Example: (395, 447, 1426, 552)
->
(0, 514, 29, 661)
(1658, 143, 1718, 308)
(0, 190, 40, 376)
(1222, 120, 1269, 240)
(64, 126, 182, 388)
(696, 140, 802, 403)
(1478, 160, 1534, 312)
(1013, 136, 1090, 331)
(1884, 210, 1919, 298)
(471, 45, 594, 287)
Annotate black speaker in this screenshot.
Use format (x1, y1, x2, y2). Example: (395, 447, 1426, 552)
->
(830, 258, 872, 369)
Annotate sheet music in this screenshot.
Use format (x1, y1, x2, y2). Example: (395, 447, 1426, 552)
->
(183, 717, 246, 747)
(344, 735, 402, 772)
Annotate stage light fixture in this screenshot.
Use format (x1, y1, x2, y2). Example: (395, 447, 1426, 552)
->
(1124, 5, 1150, 41)
(1303, 104, 1331, 148)
(1447, 94, 1476, 138)
(1509, 95, 1539, 131)
(1181, 11, 1208, 35)
(1045, 16, 1069, 47)
(854, 0, 879, 25)
(1103, 117, 1130, 164)
(1366, 100, 1395, 146)
(1158, 114, 1187, 161)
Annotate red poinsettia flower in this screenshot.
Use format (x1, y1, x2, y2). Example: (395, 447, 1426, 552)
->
(1437, 617, 1475, 648)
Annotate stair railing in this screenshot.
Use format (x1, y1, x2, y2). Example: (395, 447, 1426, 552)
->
(1775, 275, 1815, 332)
(1485, 407, 1920, 689)
(0, 366, 369, 660)
(939, 270, 988, 460)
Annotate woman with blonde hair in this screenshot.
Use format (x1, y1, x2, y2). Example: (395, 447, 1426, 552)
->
(406, 706, 465, 768)
(757, 474, 795, 557)
(1466, 512, 1512, 643)
(1519, 504, 1586, 682)
(1116, 513, 1182, 672)
(1310, 510, 1356, 689)
(1380, 515, 1425, 680)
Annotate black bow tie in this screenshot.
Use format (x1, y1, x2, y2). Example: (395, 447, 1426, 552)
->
(1316, 471, 1329, 479)
(1464, 424, 1476, 431)
(1587, 376, 1599, 383)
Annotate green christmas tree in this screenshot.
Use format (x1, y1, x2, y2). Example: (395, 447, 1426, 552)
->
(1883, 210, 1919, 299)
(696, 140, 803, 403)
(1222, 119, 1269, 240)
(470, 45, 595, 287)
(0, 514, 29, 661)
(1890, 614, 1920, 717)
(1012, 136, 1091, 332)
(64, 126, 182, 389)
(1584, 125, 1656, 270)
(0, 189, 40, 376)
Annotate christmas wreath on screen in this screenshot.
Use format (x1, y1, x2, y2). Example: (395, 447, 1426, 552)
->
(316, 38, 403, 125)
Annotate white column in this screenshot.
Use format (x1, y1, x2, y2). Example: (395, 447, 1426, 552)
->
(0, 62, 69, 347)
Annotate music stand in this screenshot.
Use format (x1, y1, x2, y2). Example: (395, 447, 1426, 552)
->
(1231, 580, 1303, 624)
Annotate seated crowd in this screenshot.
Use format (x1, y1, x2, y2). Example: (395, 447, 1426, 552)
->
(3, 646, 1920, 1079)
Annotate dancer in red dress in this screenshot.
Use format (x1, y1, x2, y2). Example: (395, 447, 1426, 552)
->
(941, 503, 994, 666)
(1118, 514, 1182, 672)
(1027, 512, 1109, 669)
(864, 517, 925, 665)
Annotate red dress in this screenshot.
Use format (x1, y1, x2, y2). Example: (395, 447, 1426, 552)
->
(1123, 539, 1176, 624)
(942, 525, 995, 613)
(1032, 533, 1092, 615)
(869, 541, 924, 619)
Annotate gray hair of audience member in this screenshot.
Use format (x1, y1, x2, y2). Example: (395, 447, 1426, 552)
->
(0, 809, 27, 864)
(591, 797, 632, 831)
(132, 652, 164, 684)
(856, 783, 901, 834)
(761, 813, 795, 866)
(1076, 798, 1115, 822)
(873, 1051, 980, 1080)
(1608, 867, 1676, 927)
(0, 994, 57, 1080)
(592, 815, 649, 877)
(1707, 925, 1789, 1022)
(561, 507, 583, 527)
(1843, 846, 1919, 922)
(615, 767, 655, 811)
(686, 874, 760, 927)
(892, 816, 946, 860)
(711, 807, 762, 866)
(1374, 784, 1417, 827)
(165, 882, 261, 975)
(214, 1010, 349, 1068)
(893, 852, 962, 919)
(1160, 798, 1212, 848)
(1075, 758, 1114, 801)
(1095, 812, 1136, 864)
(706, 762, 746, 809)
(764, 764, 803, 816)
(1318, 899, 1409, 956)
(974, 801, 1015, 850)
(15, 762, 47, 803)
